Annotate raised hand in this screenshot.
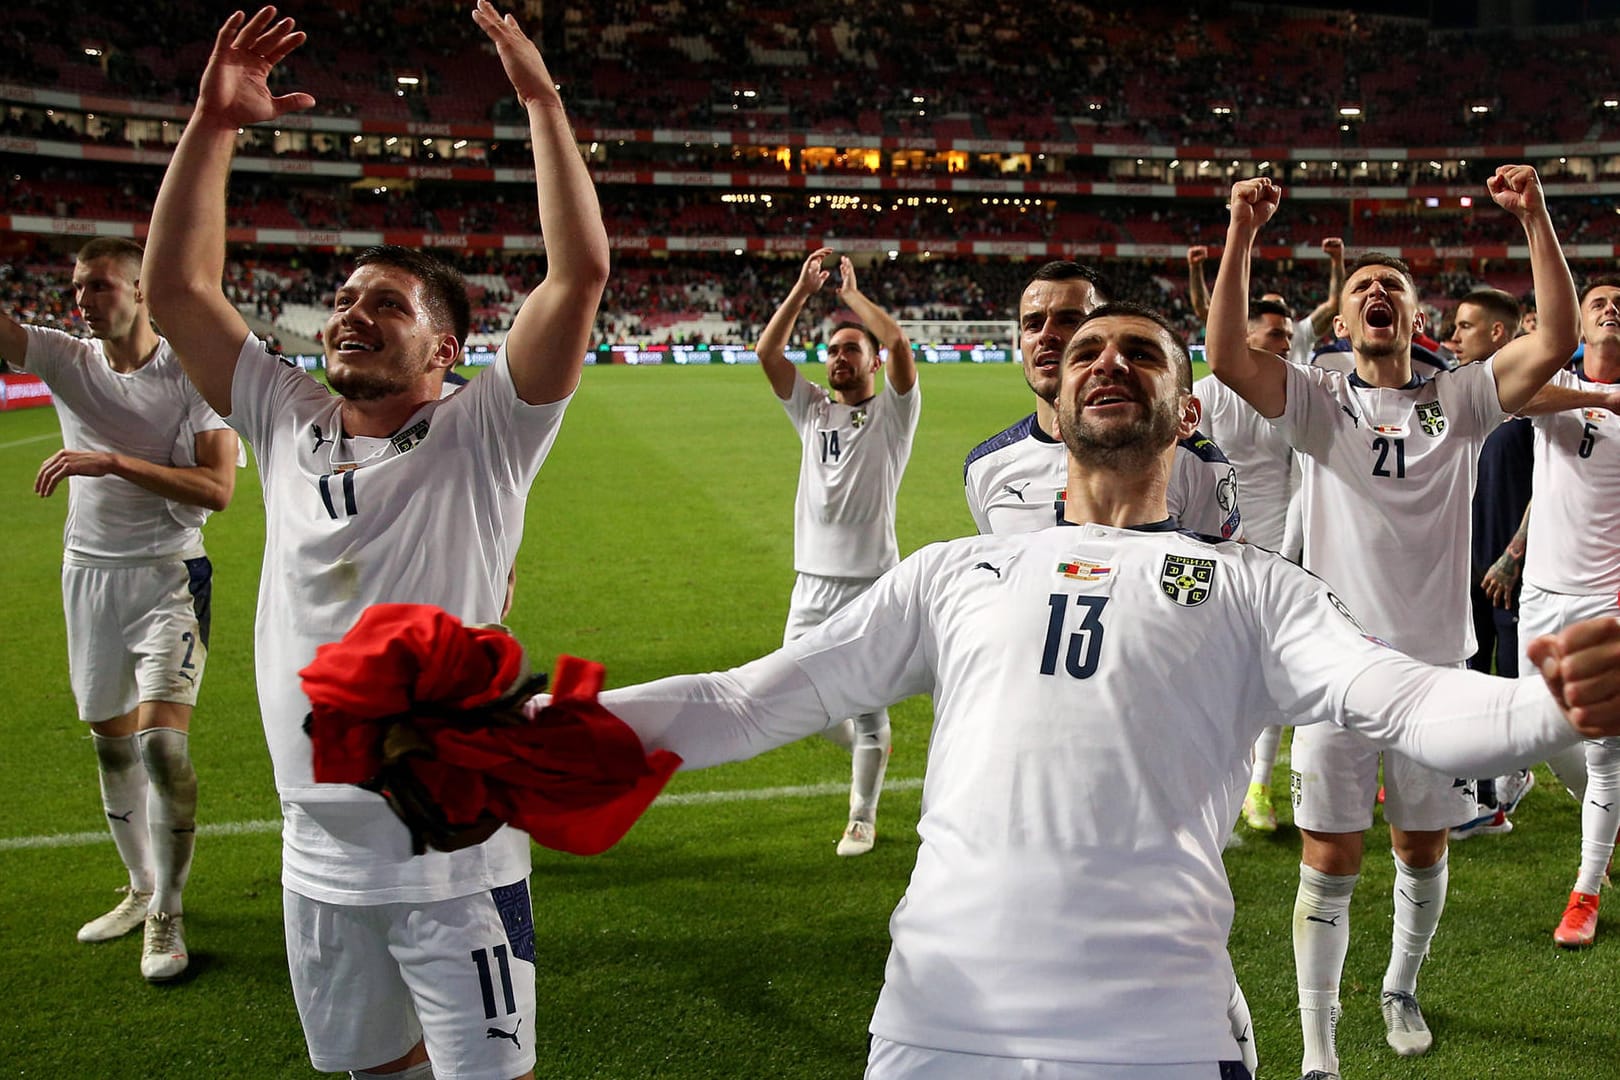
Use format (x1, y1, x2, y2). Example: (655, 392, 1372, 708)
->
(472, 1, 561, 109)
(1187, 245, 1209, 267)
(1321, 236, 1344, 261)
(793, 247, 833, 298)
(196, 7, 315, 126)
(835, 256, 859, 300)
(1229, 178, 1280, 232)
(1486, 164, 1545, 219)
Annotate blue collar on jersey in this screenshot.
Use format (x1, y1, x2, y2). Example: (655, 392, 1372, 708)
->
(1027, 412, 1062, 444)
(1058, 515, 1181, 532)
(1348, 370, 1426, 391)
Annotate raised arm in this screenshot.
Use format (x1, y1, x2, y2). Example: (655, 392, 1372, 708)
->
(0, 310, 26, 371)
(35, 428, 238, 511)
(1186, 245, 1211, 323)
(144, 7, 315, 417)
(474, 1, 609, 405)
(1304, 236, 1346, 338)
(837, 257, 916, 394)
(1481, 165, 1580, 413)
(756, 248, 830, 400)
(1206, 178, 1290, 418)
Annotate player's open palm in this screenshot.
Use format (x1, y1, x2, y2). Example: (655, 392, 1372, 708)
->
(197, 7, 315, 126)
(795, 247, 833, 297)
(835, 256, 861, 301)
(1486, 164, 1543, 219)
(1229, 178, 1280, 231)
(473, 1, 558, 108)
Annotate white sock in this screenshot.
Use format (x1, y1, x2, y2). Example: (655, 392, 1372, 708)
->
(1550, 742, 1590, 802)
(92, 732, 153, 894)
(1250, 726, 1281, 787)
(1576, 741, 1620, 895)
(138, 728, 198, 916)
(1295, 864, 1356, 1075)
(1385, 850, 1448, 995)
(1227, 971, 1258, 1074)
(849, 711, 891, 823)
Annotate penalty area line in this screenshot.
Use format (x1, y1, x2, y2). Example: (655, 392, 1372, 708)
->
(0, 776, 926, 853)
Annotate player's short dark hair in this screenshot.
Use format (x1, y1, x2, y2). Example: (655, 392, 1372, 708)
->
(1075, 301, 1193, 392)
(1025, 260, 1110, 304)
(1456, 288, 1520, 331)
(829, 320, 880, 353)
(1580, 273, 1620, 305)
(1248, 299, 1292, 324)
(1343, 253, 1417, 295)
(352, 245, 471, 350)
(75, 237, 144, 279)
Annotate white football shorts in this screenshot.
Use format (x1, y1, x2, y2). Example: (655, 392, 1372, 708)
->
(783, 571, 878, 645)
(284, 880, 537, 1079)
(1290, 689, 1475, 834)
(62, 557, 212, 722)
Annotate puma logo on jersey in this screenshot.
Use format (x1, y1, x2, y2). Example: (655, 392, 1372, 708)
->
(1591, 800, 1615, 813)
(310, 424, 334, 453)
(486, 1020, 522, 1047)
(972, 562, 1002, 578)
(1398, 889, 1430, 909)
(107, 810, 134, 823)
(1340, 404, 1361, 427)
(1305, 914, 1341, 926)
(1003, 482, 1031, 502)
(179, 671, 196, 684)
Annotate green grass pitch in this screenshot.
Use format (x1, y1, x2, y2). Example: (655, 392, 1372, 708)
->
(2, 361, 1615, 1077)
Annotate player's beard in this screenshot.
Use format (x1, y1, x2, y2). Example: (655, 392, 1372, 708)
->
(328, 341, 437, 402)
(1349, 331, 1407, 360)
(828, 363, 868, 393)
(1058, 390, 1183, 472)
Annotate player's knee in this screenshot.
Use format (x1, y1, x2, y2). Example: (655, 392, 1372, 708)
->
(351, 1055, 434, 1080)
(91, 730, 141, 772)
(137, 727, 195, 790)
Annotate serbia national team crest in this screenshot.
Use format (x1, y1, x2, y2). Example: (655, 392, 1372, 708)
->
(1416, 400, 1447, 437)
(1160, 554, 1216, 607)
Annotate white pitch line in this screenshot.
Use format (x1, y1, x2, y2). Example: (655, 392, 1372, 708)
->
(0, 431, 61, 452)
(0, 776, 926, 853)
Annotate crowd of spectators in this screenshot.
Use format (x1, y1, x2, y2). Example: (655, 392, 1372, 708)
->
(10, 2, 1620, 149)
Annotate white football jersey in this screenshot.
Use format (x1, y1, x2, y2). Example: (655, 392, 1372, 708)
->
(784, 372, 920, 578)
(1524, 367, 1620, 595)
(23, 325, 229, 563)
(1273, 359, 1506, 664)
(599, 522, 1571, 1063)
(964, 416, 1241, 539)
(1195, 374, 1295, 549)
(227, 333, 568, 905)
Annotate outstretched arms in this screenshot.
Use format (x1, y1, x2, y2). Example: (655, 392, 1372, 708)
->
(474, 1, 609, 405)
(836, 257, 916, 394)
(1205, 178, 1290, 418)
(756, 248, 831, 400)
(144, 7, 316, 417)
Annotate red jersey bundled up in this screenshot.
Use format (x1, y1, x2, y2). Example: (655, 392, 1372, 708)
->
(301, 603, 681, 856)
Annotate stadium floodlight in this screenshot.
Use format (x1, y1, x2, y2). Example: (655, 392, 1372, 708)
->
(1605, 98, 1620, 108)
(454, 139, 468, 149)
(396, 75, 420, 86)
(1430, 160, 1443, 170)
(1338, 105, 1362, 116)
(385, 136, 398, 146)
(84, 47, 102, 57)
(1470, 104, 1489, 114)
(1460, 196, 1473, 207)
